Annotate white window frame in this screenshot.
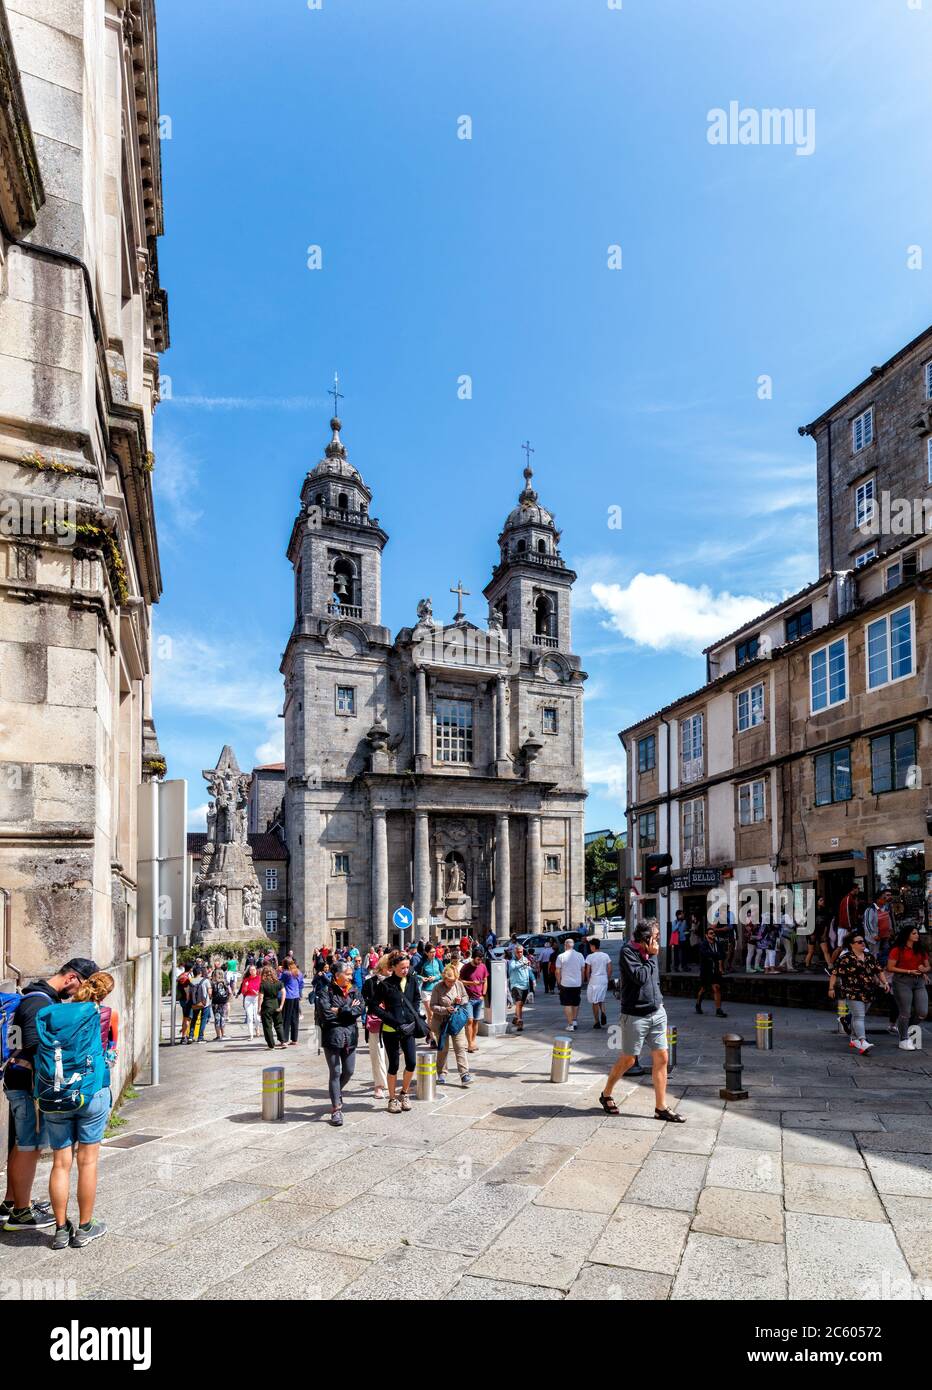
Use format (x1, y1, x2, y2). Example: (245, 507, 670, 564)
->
(927, 436, 932, 485)
(265, 910, 278, 933)
(435, 698, 474, 764)
(336, 685, 356, 716)
(332, 852, 350, 876)
(681, 798, 705, 865)
(855, 548, 877, 568)
(680, 712, 704, 783)
(544, 853, 561, 874)
(925, 360, 932, 400)
(265, 868, 278, 891)
(864, 602, 915, 692)
(810, 636, 848, 714)
(541, 706, 558, 735)
(852, 406, 873, 453)
(736, 682, 765, 733)
(738, 779, 766, 826)
(855, 476, 875, 528)
(885, 561, 902, 592)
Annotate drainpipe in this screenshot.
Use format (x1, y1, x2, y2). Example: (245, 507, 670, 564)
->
(660, 712, 672, 972)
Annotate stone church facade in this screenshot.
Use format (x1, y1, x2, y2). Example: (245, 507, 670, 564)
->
(281, 416, 588, 960)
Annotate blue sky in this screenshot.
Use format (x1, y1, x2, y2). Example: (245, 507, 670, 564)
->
(151, 0, 932, 831)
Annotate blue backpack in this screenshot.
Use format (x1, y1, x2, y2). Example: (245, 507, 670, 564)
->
(0, 991, 23, 1064)
(33, 1001, 105, 1115)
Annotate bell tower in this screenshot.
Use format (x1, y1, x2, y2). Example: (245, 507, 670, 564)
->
(286, 409, 388, 632)
(483, 454, 576, 652)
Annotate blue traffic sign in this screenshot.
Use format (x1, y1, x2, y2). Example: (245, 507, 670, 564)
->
(392, 906, 413, 931)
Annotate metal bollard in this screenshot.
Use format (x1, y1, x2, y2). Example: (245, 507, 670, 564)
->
(550, 1035, 572, 1083)
(416, 1053, 437, 1101)
(836, 999, 850, 1035)
(719, 1034, 748, 1101)
(666, 1026, 677, 1072)
(755, 1012, 773, 1051)
(261, 1065, 284, 1121)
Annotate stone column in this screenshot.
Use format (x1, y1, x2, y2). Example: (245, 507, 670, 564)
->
(414, 810, 431, 932)
(495, 813, 511, 940)
(371, 809, 388, 946)
(526, 813, 542, 935)
(415, 668, 429, 773)
(494, 675, 511, 776)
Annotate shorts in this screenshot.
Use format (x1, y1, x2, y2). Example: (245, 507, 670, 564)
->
(6, 1086, 50, 1151)
(465, 995, 484, 1021)
(179, 1000, 192, 1018)
(511, 987, 529, 1004)
(620, 1008, 668, 1057)
(559, 985, 581, 1007)
(44, 1086, 112, 1150)
(587, 980, 609, 1004)
(699, 970, 719, 988)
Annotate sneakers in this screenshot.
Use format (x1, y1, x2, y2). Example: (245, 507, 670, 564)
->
(436, 1074, 447, 1085)
(399, 1091, 412, 1112)
(52, 1221, 75, 1251)
(898, 1038, 917, 1051)
(330, 1109, 343, 1126)
(71, 1217, 107, 1248)
(387, 1096, 401, 1113)
(3, 1204, 56, 1232)
(716, 1009, 728, 1018)
(849, 1037, 873, 1054)
(461, 1072, 473, 1087)
(593, 1020, 601, 1029)
(569, 1021, 578, 1031)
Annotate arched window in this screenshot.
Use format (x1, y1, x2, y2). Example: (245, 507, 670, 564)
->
(537, 538, 547, 554)
(517, 538, 526, 553)
(535, 593, 556, 638)
(331, 556, 359, 609)
(338, 492, 349, 511)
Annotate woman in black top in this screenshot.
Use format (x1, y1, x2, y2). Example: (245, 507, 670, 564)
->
(375, 951, 425, 1113)
(316, 961, 364, 1125)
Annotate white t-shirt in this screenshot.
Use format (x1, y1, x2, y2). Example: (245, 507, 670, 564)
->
(556, 949, 584, 988)
(586, 950, 611, 982)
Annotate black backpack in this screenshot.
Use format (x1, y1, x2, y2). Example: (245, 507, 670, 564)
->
(212, 977, 230, 1005)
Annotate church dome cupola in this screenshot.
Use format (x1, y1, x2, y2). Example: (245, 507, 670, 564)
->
(497, 449, 562, 565)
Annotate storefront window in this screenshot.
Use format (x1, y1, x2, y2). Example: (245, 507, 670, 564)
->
(871, 843, 927, 931)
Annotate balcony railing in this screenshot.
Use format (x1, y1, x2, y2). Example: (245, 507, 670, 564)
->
(322, 507, 381, 529)
(532, 633, 559, 648)
(327, 602, 362, 619)
(491, 551, 566, 579)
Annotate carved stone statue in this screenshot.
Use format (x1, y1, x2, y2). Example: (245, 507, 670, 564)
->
(446, 860, 465, 897)
(415, 596, 435, 627)
(488, 604, 503, 634)
(215, 885, 227, 932)
(193, 746, 269, 944)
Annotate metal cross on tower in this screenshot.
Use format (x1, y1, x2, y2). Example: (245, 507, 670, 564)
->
(329, 372, 344, 418)
(450, 578, 471, 621)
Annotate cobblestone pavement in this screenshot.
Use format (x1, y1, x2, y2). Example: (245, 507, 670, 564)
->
(3, 985, 932, 1301)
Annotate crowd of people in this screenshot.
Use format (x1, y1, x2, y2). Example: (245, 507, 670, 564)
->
(2, 900, 926, 1252)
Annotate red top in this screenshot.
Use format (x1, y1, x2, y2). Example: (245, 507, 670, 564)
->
(240, 974, 261, 996)
(888, 946, 927, 972)
(99, 1005, 118, 1050)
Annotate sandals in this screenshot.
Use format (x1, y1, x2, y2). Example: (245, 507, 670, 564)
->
(655, 1107, 686, 1123)
(598, 1092, 620, 1115)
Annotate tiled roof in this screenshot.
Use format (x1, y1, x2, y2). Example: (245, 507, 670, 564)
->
(186, 832, 287, 861)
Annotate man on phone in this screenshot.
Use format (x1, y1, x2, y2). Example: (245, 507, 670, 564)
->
(597, 921, 684, 1124)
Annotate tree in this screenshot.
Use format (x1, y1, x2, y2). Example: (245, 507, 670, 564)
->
(585, 836, 618, 918)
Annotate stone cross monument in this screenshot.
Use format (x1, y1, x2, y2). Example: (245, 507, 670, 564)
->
(193, 746, 267, 945)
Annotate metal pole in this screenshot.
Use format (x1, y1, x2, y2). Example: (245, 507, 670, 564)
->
(170, 939, 177, 1045)
(151, 932, 160, 1086)
(261, 1065, 285, 1120)
(416, 1052, 437, 1101)
(720, 1033, 748, 1100)
(666, 1026, 677, 1071)
(550, 1035, 572, 1083)
(755, 1011, 773, 1051)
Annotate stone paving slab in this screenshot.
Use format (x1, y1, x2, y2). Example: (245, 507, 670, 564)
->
(625, 1151, 709, 1212)
(881, 1196, 932, 1280)
(469, 1203, 610, 1291)
(783, 1161, 885, 1221)
(785, 1212, 916, 1299)
(672, 1233, 788, 1300)
(566, 1263, 673, 1300)
(588, 1203, 692, 1274)
(535, 1157, 639, 1212)
(781, 1127, 864, 1168)
(203, 1243, 368, 1300)
(705, 1144, 783, 1194)
(691, 1187, 784, 1243)
(338, 1245, 471, 1300)
(447, 1275, 564, 1300)
(862, 1151, 932, 1199)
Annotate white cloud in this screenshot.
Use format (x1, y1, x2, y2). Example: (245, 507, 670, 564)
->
(591, 573, 773, 655)
(153, 630, 282, 723)
(255, 723, 285, 764)
(188, 802, 208, 830)
(153, 430, 204, 535)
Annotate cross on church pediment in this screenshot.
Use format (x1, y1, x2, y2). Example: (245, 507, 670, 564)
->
(450, 578, 471, 621)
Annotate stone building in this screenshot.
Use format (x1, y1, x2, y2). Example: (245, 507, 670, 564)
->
(247, 761, 285, 835)
(0, 0, 169, 1137)
(802, 322, 932, 574)
(620, 328, 932, 942)
(281, 415, 588, 959)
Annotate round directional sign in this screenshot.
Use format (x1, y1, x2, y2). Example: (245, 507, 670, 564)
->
(392, 906, 414, 931)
